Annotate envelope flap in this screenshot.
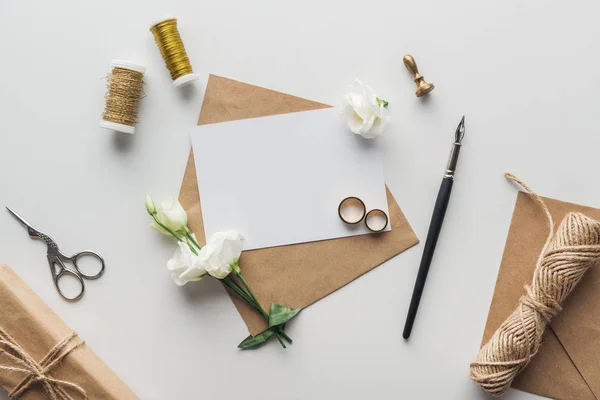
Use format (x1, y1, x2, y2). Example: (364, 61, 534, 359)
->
(197, 74, 330, 124)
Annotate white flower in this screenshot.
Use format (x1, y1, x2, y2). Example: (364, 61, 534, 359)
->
(167, 241, 207, 286)
(149, 198, 188, 235)
(341, 79, 390, 139)
(198, 231, 244, 279)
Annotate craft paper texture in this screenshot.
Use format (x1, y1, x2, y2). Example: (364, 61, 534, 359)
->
(191, 108, 389, 250)
(179, 74, 419, 335)
(0, 265, 138, 400)
(481, 192, 600, 400)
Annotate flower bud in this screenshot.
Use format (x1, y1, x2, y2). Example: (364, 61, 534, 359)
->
(145, 193, 157, 215)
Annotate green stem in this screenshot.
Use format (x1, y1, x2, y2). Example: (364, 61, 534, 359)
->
(152, 215, 182, 241)
(226, 278, 256, 308)
(233, 271, 292, 344)
(232, 273, 269, 320)
(152, 215, 199, 255)
(228, 278, 256, 306)
(279, 331, 293, 344)
(222, 278, 256, 309)
(151, 215, 198, 255)
(224, 275, 246, 295)
(184, 228, 202, 251)
(224, 277, 290, 347)
(236, 272, 261, 310)
(275, 333, 286, 349)
(184, 236, 198, 254)
(223, 278, 277, 334)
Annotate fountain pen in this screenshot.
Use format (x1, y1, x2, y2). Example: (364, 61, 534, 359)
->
(403, 116, 466, 340)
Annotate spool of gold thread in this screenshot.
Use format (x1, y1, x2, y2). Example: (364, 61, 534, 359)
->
(149, 16, 200, 88)
(100, 60, 145, 135)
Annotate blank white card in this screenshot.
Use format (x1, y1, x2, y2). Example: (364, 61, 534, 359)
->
(191, 108, 390, 250)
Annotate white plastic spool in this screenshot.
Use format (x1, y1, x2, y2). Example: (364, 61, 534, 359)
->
(173, 73, 200, 88)
(99, 59, 146, 135)
(149, 16, 200, 88)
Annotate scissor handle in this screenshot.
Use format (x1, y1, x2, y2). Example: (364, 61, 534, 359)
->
(50, 257, 85, 301)
(70, 251, 105, 279)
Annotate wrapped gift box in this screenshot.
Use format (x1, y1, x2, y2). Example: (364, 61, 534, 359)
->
(0, 265, 137, 399)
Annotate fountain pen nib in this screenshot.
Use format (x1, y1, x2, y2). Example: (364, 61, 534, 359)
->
(455, 115, 465, 144)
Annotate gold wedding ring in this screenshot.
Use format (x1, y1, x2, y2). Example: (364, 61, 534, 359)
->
(339, 197, 389, 232)
(338, 197, 366, 224)
(365, 209, 389, 232)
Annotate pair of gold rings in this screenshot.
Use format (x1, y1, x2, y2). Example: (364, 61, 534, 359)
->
(338, 197, 389, 233)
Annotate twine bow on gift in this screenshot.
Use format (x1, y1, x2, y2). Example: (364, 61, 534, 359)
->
(0, 327, 87, 400)
(470, 173, 600, 396)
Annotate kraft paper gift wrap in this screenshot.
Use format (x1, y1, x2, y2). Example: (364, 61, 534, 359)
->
(0, 265, 138, 400)
(179, 74, 419, 335)
(481, 192, 600, 400)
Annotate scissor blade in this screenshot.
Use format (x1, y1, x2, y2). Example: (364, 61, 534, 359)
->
(6, 207, 36, 232)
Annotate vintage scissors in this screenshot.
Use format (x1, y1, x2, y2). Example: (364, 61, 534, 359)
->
(6, 207, 105, 301)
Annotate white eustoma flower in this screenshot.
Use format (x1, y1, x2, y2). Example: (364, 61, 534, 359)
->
(167, 241, 207, 286)
(198, 231, 244, 279)
(341, 79, 390, 139)
(149, 198, 188, 235)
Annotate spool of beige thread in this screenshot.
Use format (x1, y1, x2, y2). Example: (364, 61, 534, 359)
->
(100, 60, 146, 135)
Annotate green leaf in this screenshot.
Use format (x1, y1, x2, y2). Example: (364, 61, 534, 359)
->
(269, 303, 302, 328)
(237, 328, 275, 349)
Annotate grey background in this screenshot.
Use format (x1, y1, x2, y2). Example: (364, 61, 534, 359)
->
(1, 0, 598, 399)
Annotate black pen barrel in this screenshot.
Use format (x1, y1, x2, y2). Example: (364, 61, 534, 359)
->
(403, 177, 453, 339)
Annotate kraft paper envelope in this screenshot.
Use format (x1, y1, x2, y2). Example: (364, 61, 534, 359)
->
(179, 74, 419, 335)
(481, 192, 600, 400)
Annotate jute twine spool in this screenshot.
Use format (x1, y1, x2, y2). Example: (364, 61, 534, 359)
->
(100, 60, 145, 135)
(470, 173, 600, 396)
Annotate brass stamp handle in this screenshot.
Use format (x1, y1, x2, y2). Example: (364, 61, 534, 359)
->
(403, 54, 435, 97)
(403, 55, 421, 78)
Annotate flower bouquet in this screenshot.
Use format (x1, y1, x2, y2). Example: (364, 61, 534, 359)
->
(145, 194, 301, 349)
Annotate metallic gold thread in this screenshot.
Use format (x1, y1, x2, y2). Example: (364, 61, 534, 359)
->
(102, 67, 144, 127)
(150, 18, 194, 81)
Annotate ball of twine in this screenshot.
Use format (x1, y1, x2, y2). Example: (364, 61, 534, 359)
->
(470, 174, 600, 396)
